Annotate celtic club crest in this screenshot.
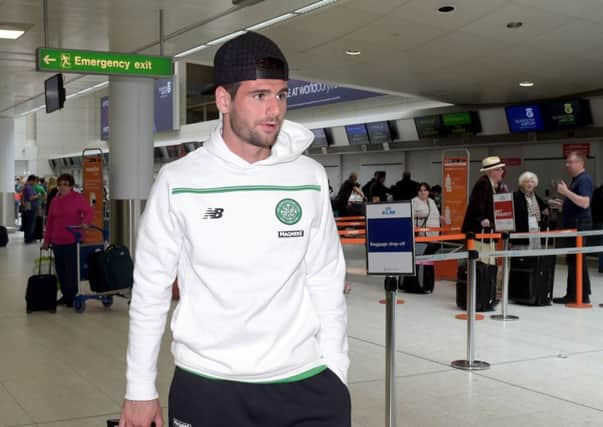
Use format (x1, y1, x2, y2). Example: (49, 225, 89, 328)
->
(275, 198, 302, 225)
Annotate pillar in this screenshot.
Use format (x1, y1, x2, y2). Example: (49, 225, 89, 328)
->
(108, 76, 154, 254)
(0, 118, 15, 229)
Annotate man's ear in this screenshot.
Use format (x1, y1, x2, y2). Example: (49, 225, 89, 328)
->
(215, 86, 232, 115)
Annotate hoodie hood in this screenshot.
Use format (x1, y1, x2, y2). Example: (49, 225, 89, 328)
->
(204, 119, 314, 168)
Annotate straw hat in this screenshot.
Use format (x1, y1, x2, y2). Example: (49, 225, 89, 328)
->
(480, 156, 506, 172)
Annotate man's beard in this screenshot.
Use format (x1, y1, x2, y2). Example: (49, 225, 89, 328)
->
(229, 111, 281, 148)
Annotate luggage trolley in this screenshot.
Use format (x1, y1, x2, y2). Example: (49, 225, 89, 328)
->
(66, 225, 131, 313)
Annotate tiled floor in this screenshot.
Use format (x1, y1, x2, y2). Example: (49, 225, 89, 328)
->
(2, 234, 603, 426)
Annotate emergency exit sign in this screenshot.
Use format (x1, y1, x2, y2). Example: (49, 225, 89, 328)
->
(36, 47, 173, 78)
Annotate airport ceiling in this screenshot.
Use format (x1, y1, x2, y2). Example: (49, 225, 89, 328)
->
(2, 0, 603, 117)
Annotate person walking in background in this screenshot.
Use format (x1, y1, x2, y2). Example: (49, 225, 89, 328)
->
(393, 171, 418, 201)
(119, 31, 350, 427)
(550, 151, 593, 304)
(45, 176, 59, 219)
(361, 171, 379, 202)
(42, 173, 93, 308)
(369, 171, 390, 202)
(334, 172, 363, 216)
(21, 175, 40, 244)
(33, 177, 47, 241)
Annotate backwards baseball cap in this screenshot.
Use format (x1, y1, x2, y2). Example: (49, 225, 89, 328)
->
(211, 31, 289, 89)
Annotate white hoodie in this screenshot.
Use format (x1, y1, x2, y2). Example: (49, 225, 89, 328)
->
(125, 119, 349, 400)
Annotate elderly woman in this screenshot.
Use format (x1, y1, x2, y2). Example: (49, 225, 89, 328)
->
(513, 171, 549, 248)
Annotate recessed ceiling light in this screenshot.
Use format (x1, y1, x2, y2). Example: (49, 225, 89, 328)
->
(506, 21, 523, 29)
(345, 49, 361, 56)
(437, 5, 456, 13)
(519, 81, 534, 87)
(0, 23, 29, 40)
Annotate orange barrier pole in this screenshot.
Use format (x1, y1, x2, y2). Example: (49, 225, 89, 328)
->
(340, 237, 366, 245)
(337, 221, 366, 227)
(338, 229, 366, 236)
(415, 233, 466, 243)
(475, 233, 502, 240)
(335, 216, 365, 221)
(567, 235, 592, 309)
(415, 226, 461, 233)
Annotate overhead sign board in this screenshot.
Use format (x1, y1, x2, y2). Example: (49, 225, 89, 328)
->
(506, 104, 544, 132)
(365, 201, 415, 275)
(286, 79, 384, 110)
(36, 47, 173, 77)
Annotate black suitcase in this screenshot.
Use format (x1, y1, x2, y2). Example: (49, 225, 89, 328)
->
(0, 225, 8, 247)
(88, 244, 134, 292)
(400, 264, 435, 294)
(26, 248, 57, 313)
(509, 255, 556, 305)
(456, 262, 497, 311)
(107, 419, 155, 427)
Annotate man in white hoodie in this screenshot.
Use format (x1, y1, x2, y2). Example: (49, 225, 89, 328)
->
(119, 32, 350, 427)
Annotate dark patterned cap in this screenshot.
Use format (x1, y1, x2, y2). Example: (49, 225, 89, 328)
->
(212, 31, 288, 87)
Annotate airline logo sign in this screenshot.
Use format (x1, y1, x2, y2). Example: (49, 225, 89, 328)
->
(365, 201, 415, 275)
(36, 48, 173, 77)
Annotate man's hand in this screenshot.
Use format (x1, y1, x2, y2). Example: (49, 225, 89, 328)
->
(557, 180, 568, 196)
(480, 218, 490, 228)
(42, 240, 49, 250)
(119, 399, 163, 427)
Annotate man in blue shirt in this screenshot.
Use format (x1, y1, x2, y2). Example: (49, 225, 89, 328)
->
(552, 151, 593, 304)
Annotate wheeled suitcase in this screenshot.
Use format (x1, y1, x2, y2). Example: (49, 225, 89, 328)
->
(0, 225, 8, 247)
(26, 248, 57, 313)
(400, 264, 435, 293)
(88, 244, 134, 292)
(509, 255, 556, 305)
(456, 262, 498, 311)
(107, 419, 155, 427)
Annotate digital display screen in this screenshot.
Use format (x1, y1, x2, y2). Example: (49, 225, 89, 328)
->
(506, 104, 544, 132)
(45, 74, 65, 113)
(542, 99, 592, 129)
(366, 121, 392, 144)
(441, 111, 481, 135)
(311, 128, 329, 146)
(345, 124, 370, 145)
(414, 115, 443, 138)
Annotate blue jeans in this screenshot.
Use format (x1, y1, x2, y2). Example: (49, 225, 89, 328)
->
(52, 244, 78, 303)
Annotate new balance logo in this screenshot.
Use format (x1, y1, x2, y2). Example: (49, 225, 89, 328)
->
(173, 419, 192, 427)
(203, 208, 224, 219)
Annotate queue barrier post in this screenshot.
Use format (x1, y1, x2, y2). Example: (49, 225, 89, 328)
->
(452, 233, 490, 371)
(491, 232, 519, 321)
(567, 234, 592, 309)
(384, 275, 398, 427)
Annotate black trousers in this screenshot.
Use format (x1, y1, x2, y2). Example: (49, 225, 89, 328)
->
(169, 367, 351, 427)
(52, 243, 78, 304)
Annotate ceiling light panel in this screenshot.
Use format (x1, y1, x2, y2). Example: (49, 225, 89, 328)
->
(246, 13, 296, 31)
(294, 0, 337, 14)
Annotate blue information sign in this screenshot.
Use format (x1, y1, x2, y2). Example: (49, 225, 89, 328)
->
(287, 79, 384, 110)
(506, 104, 544, 132)
(365, 202, 415, 275)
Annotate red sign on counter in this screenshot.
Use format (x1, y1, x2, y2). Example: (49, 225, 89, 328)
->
(493, 193, 515, 232)
(563, 143, 589, 157)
